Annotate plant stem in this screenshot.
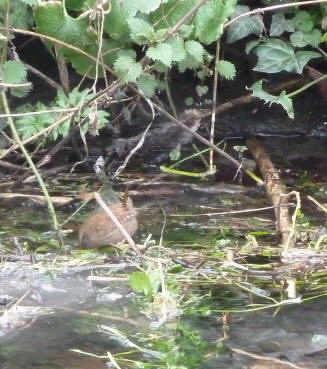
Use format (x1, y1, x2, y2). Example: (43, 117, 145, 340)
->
(1, 90, 61, 235)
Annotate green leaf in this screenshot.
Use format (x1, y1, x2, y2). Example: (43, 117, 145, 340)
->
(113, 55, 142, 83)
(179, 24, 194, 38)
(166, 37, 186, 62)
(136, 74, 159, 98)
(290, 29, 322, 48)
(293, 10, 314, 32)
(150, 0, 197, 29)
(195, 0, 237, 44)
(178, 54, 200, 72)
(185, 97, 193, 106)
(34, 1, 91, 47)
(170, 144, 181, 161)
(65, 0, 96, 11)
(196, 85, 208, 97)
(154, 28, 168, 42)
(270, 13, 295, 36)
(252, 39, 321, 74)
(21, 0, 38, 5)
(135, 0, 163, 14)
(153, 60, 169, 72)
(129, 271, 153, 297)
(9, 1, 33, 29)
(2, 60, 26, 83)
(217, 60, 236, 80)
(227, 5, 263, 44)
(251, 80, 294, 119)
(104, 0, 136, 40)
(11, 84, 33, 98)
(184, 40, 204, 63)
(128, 17, 154, 45)
(146, 42, 172, 67)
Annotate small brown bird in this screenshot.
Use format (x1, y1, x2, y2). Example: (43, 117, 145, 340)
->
(78, 197, 138, 248)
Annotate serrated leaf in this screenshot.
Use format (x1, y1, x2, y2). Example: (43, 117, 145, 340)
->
(184, 40, 204, 63)
(290, 29, 322, 48)
(104, 0, 136, 40)
(154, 28, 168, 41)
(113, 55, 142, 83)
(270, 13, 295, 36)
(129, 271, 153, 297)
(135, 0, 162, 14)
(251, 80, 294, 119)
(146, 42, 172, 67)
(128, 17, 153, 45)
(179, 24, 194, 38)
(227, 5, 263, 44)
(166, 37, 186, 62)
(252, 39, 321, 74)
(217, 60, 236, 80)
(196, 85, 208, 97)
(293, 10, 314, 32)
(178, 54, 200, 72)
(185, 97, 193, 106)
(9, 1, 33, 29)
(195, 0, 237, 44)
(136, 74, 159, 98)
(2, 60, 27, 83)
(11, 84, 33, 98)
(34, 1, 91, 47)
(153, 60, 169, 73)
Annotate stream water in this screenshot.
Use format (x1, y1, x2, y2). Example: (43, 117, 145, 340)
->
(1, 138, 327, 369)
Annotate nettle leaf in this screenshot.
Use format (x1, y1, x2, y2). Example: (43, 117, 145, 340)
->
(146, 42, 172, 67)
(195, 0, 236, 44)
(227, 5, 263, 44)
(135, 0, 163, 14)
(293, 10, 314, 32)
(184, 40, 204, 63)
(252, 39, 321, 74)
(128, 17, 154, 45)
(136, 74, 159, 98)
(151, 0, 197, 29)
(178, 54, 200, 72)
(154, 28, 168, 41)
(153, 60, 169, 72)
(179, 24, 194, 38)
(34, 1, 90, 47)
(113, 55, 142, 83)
(9, 1, 33, 29)
(104, 0, 136, 40)
(11, 84, 33, 98)
(166, 37, 186, 62)
(196, 85, 208, 97)
(2, 60, 26, 83)
(251, 80, 294, 119)
(217, 60, 236, 80)
(290, 29, 322, 48)
(270, 13, 295, 36)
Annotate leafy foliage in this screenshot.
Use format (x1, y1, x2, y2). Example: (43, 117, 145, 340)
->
(15, 88, 109, 142)
(217, 60, 236, 80)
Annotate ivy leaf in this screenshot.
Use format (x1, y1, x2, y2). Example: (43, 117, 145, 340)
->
(146, 42, 172, 67)
(270, 13, 295, 36)
(113, 55, 142, 83)
(195, 0, 237, 44)
(136, 74, 159, 98)
(184, 40, 204, 63)
(129, 271, 153, 297)
(251, 80, 294, 119)
(128, 17, 154, 45)
(227, 5, 263, 44)
(293, 10, 314, 32)
(290, 29, 322, 48)
(34, 1, 91, 47)
(2, 60, 26, 83)
(252, 39, 321, 74)
(167, 37, 186, 62)
(217, 60, 236, 80)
